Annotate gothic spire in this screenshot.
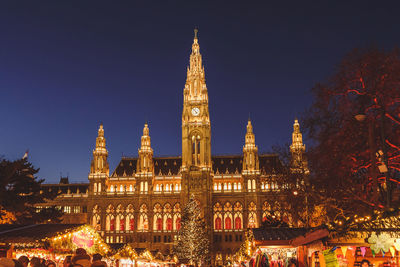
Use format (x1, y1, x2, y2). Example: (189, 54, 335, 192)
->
(290, 119, 305, 153)
(90, 123, 109, 175)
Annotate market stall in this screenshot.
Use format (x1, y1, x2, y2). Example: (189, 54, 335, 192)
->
(235, 228, 309, 267)
(0, 224, 110, 264)
(113, 245, 177, 267)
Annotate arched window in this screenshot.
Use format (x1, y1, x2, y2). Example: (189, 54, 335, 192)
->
(165, 184, 169, 191)
(156, 217, 163, 231)
(106, 204, 115, 231)
(173, 203, 181, 231)
(163, 203, 172, 231)
(248, 202, 257, 228)
(156, 184, 159, 192)
(116, 204, 124, 231)
(214, 183, 218, 191)
(233, 183, 237, 191)
(98, 183, 101, 192)
(247, 180, 252, 191)
(228, 183, 232, 191)
(175, 217, 181, 230)
(191, 134, 201, 165)
(224, 183, 227, 191)
(215, 217, 222, 230)
(166, 218, 173, 231)
(238, 182, 242, 190)
(139, 204, 148, 231)
(94, 183, 97, 193)
(252, 179, 256, 191)
(218, 183, 222, 191)
(223, 202, 233, 231)
(110, 185, 114, 192)
(144, 181, 148, 192)
(213, 202, 223, 231)
(126, 204, 134, 231)
(153, 203, 162, 231)
(92, 205, 101, 231)
(140, 182, 143, 192)
(175, 184, 179, 191)
(225, 217, 232, 230)
(129, 184, 133, 192)
(233, 202, 243, 230)
(120, 185, 123, 192)
(235, 217, 242, 229)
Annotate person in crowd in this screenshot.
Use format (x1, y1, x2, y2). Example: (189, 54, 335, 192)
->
(17, 256, 29, 267)
(90, 254, 106, 267)
(0, 257, 19, 267)
(71, 248, 91, 267)
(63, 256, 72, 267)
(45, 260, 56, 267)
(361, 259, 370, 267)
(29, 257, 43, 267)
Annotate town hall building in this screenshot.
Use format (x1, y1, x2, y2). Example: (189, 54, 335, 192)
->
(41, 31, 307, 263)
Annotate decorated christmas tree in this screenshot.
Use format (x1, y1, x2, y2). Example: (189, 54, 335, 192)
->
(174, 195, 210, 266)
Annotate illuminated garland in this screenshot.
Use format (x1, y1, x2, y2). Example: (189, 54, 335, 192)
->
(46, 225, 110, 255)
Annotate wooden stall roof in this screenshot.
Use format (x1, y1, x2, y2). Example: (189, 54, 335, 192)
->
(253, 227, 307, 246)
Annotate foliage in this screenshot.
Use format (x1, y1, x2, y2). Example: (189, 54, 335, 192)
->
(301, 47, 400, 234)
(174, 195, 210, 266)
(0, 158, 63, 223)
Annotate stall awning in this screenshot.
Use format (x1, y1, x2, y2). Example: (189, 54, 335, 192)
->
(253, 227, 307, 246)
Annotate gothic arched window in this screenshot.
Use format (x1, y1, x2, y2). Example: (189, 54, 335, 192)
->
(233, 202, 243, 230)
(173, 203, 181, 231)
(223, 202, 233, 230)
(92, 205, 101, 231)
(213, 202, 222, 231)
(153, 203, 162, 231)
(138, 204, 148, 231)
(248, 202, 257, 228)
(125, 204, 134, 231)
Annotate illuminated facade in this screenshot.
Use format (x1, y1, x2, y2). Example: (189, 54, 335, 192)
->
(41, 31, 307, 263)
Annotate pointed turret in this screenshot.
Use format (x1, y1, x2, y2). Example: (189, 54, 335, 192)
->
(90, 124, 109, 175)
(243, 119, 259, 172)
(290, 119, 308, 172)
(184, 29, 208, 103)
(137, 123, 154, 173)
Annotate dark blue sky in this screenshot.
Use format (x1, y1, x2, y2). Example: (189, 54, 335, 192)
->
(1, 1, 399, 183)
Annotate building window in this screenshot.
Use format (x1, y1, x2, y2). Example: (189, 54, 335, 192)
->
(139, 204, 149, 231)
(64, 206, 71, 213)
(248, 202, 257, 228)
(94, 183, 97, 193)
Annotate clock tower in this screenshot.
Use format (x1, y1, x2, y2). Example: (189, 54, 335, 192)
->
(182, 29, 212, 172)
(181, 30, 212, 228)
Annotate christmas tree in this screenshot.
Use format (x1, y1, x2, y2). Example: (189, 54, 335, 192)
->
(174, 195, 210, 266)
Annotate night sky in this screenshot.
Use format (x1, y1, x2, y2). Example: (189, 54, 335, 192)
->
(1, 1, 399, 183)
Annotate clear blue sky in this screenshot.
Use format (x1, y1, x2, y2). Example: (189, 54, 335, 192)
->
(1, 1, 399, 183)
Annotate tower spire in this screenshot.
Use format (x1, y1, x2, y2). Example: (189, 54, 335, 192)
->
(290, 119, 308, 173)
(243, 119, 259, 172)
(90, 123, 109, 175)
(137, 122, 154, 173)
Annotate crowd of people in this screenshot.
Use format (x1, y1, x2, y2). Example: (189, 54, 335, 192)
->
(0, 248, 107, 267)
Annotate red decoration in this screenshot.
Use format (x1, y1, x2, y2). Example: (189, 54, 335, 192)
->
(72, 231, 94, 248)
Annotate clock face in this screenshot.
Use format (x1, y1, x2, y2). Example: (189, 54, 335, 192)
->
(191, 107, 200, 116)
